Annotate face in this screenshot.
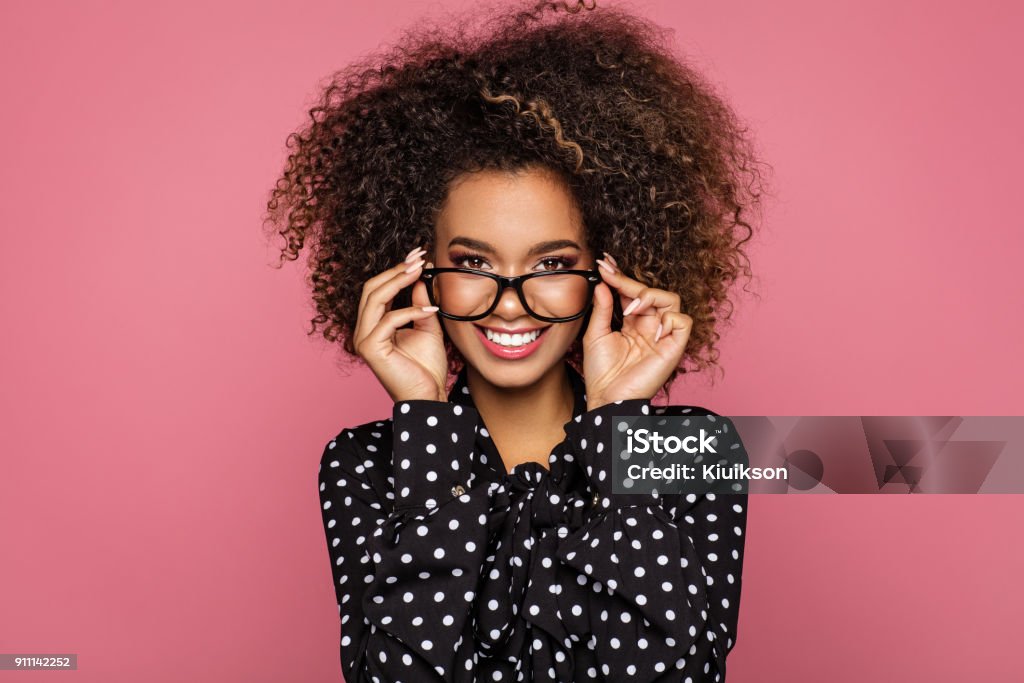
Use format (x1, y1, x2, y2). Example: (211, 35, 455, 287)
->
(430, 166, 595, 390)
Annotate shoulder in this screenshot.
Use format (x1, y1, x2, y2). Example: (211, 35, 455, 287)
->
(318, 417, 396, 476)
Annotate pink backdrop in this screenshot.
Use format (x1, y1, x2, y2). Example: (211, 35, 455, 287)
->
(2, 1, 1022, 680)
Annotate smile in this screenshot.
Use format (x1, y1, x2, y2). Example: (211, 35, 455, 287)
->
(484, 327, 542, 347)
(473, 325, 550, 359)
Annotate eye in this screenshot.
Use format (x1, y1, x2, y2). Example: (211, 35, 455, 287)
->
(450, 252, 490, 270)
(537, 256, 577, 271)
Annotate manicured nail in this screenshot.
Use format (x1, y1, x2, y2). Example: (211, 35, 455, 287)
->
(404, 259, 425, 273)
(654, 323, 663, 342)
(404, 247, 426, 263)
(622, 298, 641, 316)
(421, 306, 439, 312)
(604, 253, 618, 267)
(596, 259, 614, 274)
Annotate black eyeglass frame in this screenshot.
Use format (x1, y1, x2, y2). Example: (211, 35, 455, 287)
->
(420, 267, 603, 323)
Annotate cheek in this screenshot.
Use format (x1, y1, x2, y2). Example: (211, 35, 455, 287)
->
(441, 320, 476, 346)
(547, 321, 585, 348)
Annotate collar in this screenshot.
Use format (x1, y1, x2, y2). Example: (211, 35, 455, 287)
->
(446, 361, 588, 418)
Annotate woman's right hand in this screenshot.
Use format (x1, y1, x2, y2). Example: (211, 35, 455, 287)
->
(353, 247, 449, 403)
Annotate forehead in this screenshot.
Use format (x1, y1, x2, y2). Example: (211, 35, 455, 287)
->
(434, 167, 585, 249)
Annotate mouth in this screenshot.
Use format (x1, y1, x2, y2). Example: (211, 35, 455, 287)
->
(472, 324, 550, 360)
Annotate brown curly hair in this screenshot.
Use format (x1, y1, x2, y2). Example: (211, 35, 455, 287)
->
(263, 0, 768, 394)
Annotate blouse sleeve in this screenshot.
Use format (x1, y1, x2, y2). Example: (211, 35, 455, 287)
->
(554, 399, 748, 682)
(317, 400, 493, 682)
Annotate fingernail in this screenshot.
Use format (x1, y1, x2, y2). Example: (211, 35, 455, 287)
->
(421, 306, 439, 312)
(596, 259, 614, 274)
(404, 259, 425, 273)
(654, 323, 663, 342)
(622, 298, 641, 316)
(404, 247, 426, 263)
(604, 253, 618, 267)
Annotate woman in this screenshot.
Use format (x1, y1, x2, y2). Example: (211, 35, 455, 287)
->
(265, 1, 764, 680)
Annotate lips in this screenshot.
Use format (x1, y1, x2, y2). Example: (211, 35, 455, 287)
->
(473, 324, 549, 360)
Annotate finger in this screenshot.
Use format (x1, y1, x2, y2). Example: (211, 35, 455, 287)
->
(624, 286, 682, 317)
(358, 248, 427, 311)
(621, 293, 661, 339)
(583, 281, 615, 344)
(355, 259, 427, 347)
(596, 257, 680, 315)
(404, 246, 428, 263)
(409, 280, 443, 336)
(654, 311, 693, 352)
(360, 305, 441, 356)
(599, 260, 635, 313)
(623, 290, 658, 318)
(594, 256, 646, 299)
(410, 277, 431, 307)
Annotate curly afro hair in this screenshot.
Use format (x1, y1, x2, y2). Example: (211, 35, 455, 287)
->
(264, 0, 768, 393)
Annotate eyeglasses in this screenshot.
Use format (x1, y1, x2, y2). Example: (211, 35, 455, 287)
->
(420, 267, 602, 323)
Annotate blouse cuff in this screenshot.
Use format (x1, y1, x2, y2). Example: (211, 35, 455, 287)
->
(563, 398, 660, 506)
(391, 400, 480, 512)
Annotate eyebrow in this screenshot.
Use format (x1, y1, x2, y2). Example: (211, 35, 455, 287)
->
(447, 236, 582, 257)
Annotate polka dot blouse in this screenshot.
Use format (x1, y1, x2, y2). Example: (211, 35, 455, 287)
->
(317, 362, 747, 682)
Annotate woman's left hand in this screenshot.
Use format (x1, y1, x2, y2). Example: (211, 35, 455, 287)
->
(582, 253, 693, 410)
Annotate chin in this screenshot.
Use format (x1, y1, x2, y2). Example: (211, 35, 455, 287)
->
(469, 356, 555, 389)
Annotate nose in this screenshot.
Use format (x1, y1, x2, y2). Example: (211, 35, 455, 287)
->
(493, 282, 528, 320)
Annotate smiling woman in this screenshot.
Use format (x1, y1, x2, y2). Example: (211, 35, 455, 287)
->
(263, 0, 765, 680)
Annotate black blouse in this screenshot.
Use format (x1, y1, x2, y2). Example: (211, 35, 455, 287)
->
(317, 362, 747, 682)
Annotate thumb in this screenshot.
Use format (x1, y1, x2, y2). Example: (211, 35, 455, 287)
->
(583, 282, 614, 344)
(410, 280, 443, 335)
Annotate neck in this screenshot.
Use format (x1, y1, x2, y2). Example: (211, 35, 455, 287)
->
(465, 361, 576, 467)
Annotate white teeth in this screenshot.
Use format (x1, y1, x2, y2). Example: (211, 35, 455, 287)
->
(484, 328, 541, 347)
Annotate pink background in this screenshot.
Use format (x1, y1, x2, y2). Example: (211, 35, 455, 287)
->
(2, 0, 1022, 681)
